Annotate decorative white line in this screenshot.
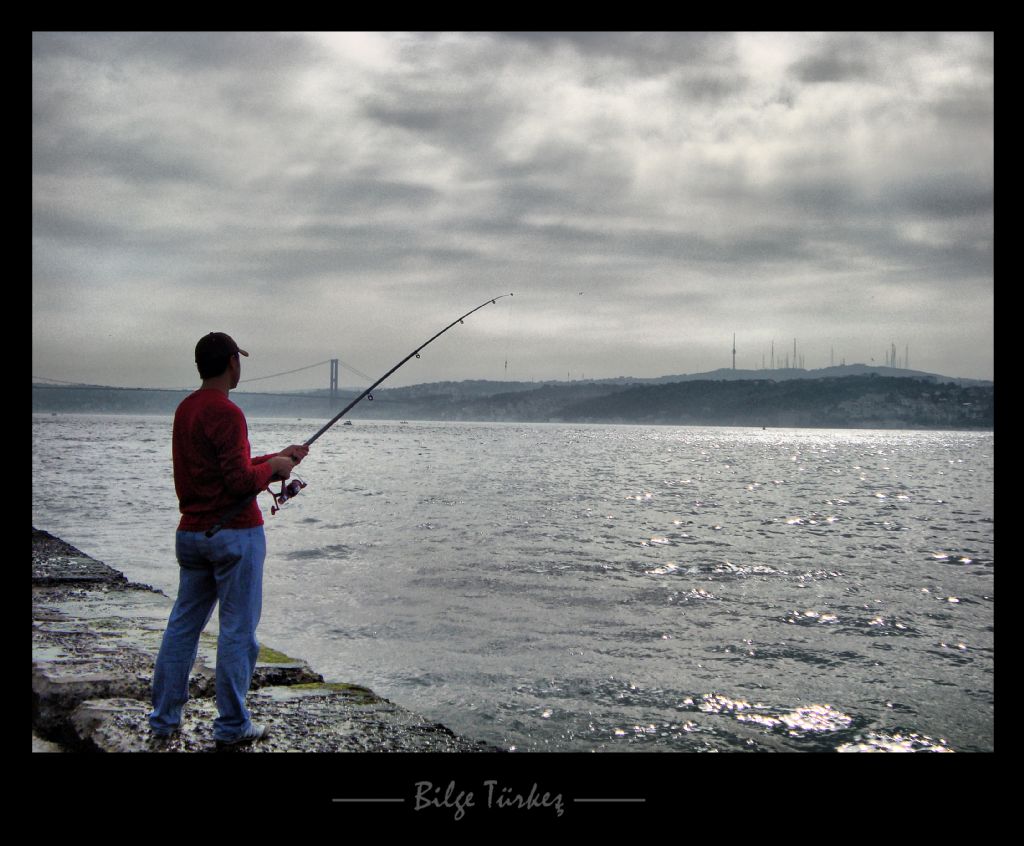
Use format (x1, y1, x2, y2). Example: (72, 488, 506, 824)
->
(332, 797, 646, 806)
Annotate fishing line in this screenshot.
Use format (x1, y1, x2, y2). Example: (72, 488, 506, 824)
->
(206, 293, 514, 537)
(502, 290, 514, 380)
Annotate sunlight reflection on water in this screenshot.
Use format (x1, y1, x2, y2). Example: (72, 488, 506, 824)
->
(33, 415, 993, 752)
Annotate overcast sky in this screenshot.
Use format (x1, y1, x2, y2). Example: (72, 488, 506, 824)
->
(33, 31, 993, 391)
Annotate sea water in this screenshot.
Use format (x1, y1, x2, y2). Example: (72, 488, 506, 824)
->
(32, 413, 994, 752)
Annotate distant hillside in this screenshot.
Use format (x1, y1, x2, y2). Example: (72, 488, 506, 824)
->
(349, 364, 990, 395)
(569, 363, 991, 389)
(551, 376, 992, 429)
(34, 372, 992, 429)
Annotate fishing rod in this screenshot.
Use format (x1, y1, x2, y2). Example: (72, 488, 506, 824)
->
(205, 293, 513, 537)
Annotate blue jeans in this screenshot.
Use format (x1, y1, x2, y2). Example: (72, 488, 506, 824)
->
(149, 527, 266, 742)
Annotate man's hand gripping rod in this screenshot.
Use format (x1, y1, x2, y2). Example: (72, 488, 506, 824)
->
(205, 294, 513, 537)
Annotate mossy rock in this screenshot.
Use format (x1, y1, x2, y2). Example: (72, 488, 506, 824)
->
(290, 681, 382, 703)
(257, 644, 302, 664)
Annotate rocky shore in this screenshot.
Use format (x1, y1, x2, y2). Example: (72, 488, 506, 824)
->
(32, 527, 501, 753)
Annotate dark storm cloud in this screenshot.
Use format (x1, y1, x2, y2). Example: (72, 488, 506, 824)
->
(33, 206, 127, 244)
(238, 230, 485, 283)
(772, 169, 992, 224)
(358, 78, 513, 159)
(499, 31, 752, 105)
(932, 88, 994, 127)
(789, 51, 874, 84)
(499, 31, 738, 71)
(33, 129, 215, 184)
(33, 30, 314, 74)
(274, 174, 444, 216)
(787, 31, 923, 84)
(894, 178, 993, 220)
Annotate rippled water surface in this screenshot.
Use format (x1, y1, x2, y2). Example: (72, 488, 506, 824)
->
(33, 414, 994, 752)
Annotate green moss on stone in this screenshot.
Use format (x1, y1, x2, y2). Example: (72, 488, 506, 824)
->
(291, 681, 381, 702)
(257, 644, 300, 664)
(197, 638, 301, 664)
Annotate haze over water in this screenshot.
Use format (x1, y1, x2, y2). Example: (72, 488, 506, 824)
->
(33, 413, 993, 752)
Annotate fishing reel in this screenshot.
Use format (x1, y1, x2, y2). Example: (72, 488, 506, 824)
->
(269, 476, 307, 515)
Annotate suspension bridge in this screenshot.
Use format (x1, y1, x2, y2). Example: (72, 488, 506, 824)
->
(32, 357, 373, 401)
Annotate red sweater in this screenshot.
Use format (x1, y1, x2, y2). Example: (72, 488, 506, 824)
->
(172, 389, 278, 532)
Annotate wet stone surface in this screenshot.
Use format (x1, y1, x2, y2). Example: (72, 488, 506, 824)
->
(32, 527, 499, 753)
(73, 688, 495, 753)
(32, 527, 132, 585)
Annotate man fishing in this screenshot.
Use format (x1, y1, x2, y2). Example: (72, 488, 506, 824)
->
(148, 332, 309, 748)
